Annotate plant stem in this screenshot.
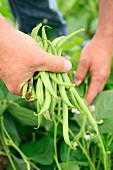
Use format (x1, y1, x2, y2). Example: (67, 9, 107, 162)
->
(30, 161, 40, 170)
(72, 89, 108, 170)
(1, 116, 31, 170)
(55, 114, 96, 170)
(53, 117, 62, 170)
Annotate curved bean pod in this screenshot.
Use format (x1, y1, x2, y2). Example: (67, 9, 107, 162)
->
(57, 73, 74, 108)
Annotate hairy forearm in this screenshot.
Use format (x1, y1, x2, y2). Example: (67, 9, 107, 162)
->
(96, 0, 113, 42)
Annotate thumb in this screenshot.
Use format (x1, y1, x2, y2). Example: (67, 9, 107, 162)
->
(74, 58, 89, 85)
(36, 52, 72, 72)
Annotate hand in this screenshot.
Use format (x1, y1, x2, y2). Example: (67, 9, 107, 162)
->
(74, 34, 113, 105)
(0, 27, 71, 95)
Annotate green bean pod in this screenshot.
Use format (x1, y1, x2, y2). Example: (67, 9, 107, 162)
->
(22, 81, 29, 99)
(36, 77, 43, 106)
(31, 23, 42, 39)
(62, 102, 72, 147)
(34, 101, 42, 129)
(43, 111, 52, 121)
(28, 77, 33, 94)
(52, 36, 65, 46)
(49, 73, 75, 87)
(42, 26, 49, 51)
(50, 81, 57, 115)
(40, 72, 59, 100)
(37, 88, 51, 116)
(47, 40, 57, 55)
(62, 73, 98, 130)
(56, 28, 84, 50)
(57, 73, 74, 108)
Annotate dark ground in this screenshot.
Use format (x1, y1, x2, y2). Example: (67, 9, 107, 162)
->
(0, 155, 8, 170)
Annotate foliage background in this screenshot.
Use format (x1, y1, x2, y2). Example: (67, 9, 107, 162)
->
(1, 1, 113, 170)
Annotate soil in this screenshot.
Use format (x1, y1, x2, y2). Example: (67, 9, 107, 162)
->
(0, 155, 8, 170)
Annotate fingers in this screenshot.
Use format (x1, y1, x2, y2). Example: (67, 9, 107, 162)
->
(86, 75, 107, 105)
(35, 52, 72, 73)
(74, 57, 89, 85)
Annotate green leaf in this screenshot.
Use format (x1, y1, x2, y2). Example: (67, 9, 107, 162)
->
(94, 90, 113, 133)
(12, 155, 27, 170)
(21, 136, 53, 165)
(0, 80, 8, 95)
(6, 92, 21, 101)
(42, 117, 53, 131)
(60, 161, 80, 170)
(8, 105, 37, 126)
(4, 114, 20, 146)
(0, 104, 8, 116)
(0, 87, 5, 100)
(60, 142, 87, 165)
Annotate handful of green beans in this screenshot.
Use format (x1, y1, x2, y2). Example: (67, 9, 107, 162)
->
(22, 24, 107, 160)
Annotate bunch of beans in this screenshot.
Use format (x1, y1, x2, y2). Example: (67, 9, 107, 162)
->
(22, 24, 99, 148)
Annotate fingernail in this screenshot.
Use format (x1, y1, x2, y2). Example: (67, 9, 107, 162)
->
(64, 59, 72, 72)
(74, 75, 82, 86)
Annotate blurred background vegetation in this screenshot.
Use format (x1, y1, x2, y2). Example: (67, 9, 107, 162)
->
(0, 0, 98, 39)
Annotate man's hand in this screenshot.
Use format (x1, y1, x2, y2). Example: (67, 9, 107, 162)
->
(0, 15, 72, 95)
(75, 34, 112, 105)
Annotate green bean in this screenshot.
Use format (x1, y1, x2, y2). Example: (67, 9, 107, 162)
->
(49, 73, 75, 87)
(40, 72, 59, 100)
(28, 77, 33, 94)
(37, 88, 51, 116)
(61, 73, 82, 111)
(43, 111, 52, 121)
(34, 101, 42, 129)
(31, 23, 42, 39)
(42, 26, 49, 51)
(46, 43, 58, 117)
(47, 40, 57, 55)
(36, 36, 43, 48)
(29, 87, 36, 101)
(50, 81, 57, 115)
(34, 73, 40, 80)
(22, 81, 29, 99)
(56, 28, 84, 50)
(62, 102, 72, 148)
(62, 73, 98, 130)
(36, 77, 43, 106)
(57, 73, 74, 108)
(68, 88, 83, 113)
(52, 36, 65, 46)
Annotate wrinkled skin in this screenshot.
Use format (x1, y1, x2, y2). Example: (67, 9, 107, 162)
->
(0, 15, 72, 95)
(75, 34, 113, 105)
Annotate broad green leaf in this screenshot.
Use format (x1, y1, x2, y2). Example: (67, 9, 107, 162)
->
(0, 80, 8, 95)
(0, 87, 5, 100)
(42, 117, 53, 131)
(6, 92, 21, 101)
(60, 142, 87, 165)
(8, 105, 37, 126)
(94, 90, 113, 133)
(12, 155, 27, 170)
(4, 114, 20, 146)
(60, 161, 80, 170)
(21, 136, 53, 165)
(6, 93, 27, 107)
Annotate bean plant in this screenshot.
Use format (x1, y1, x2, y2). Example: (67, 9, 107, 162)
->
(0, 24, 113, 170)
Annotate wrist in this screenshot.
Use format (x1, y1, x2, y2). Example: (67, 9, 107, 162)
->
(95, 27, 113, 44)
(0, 14, 14, 41)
